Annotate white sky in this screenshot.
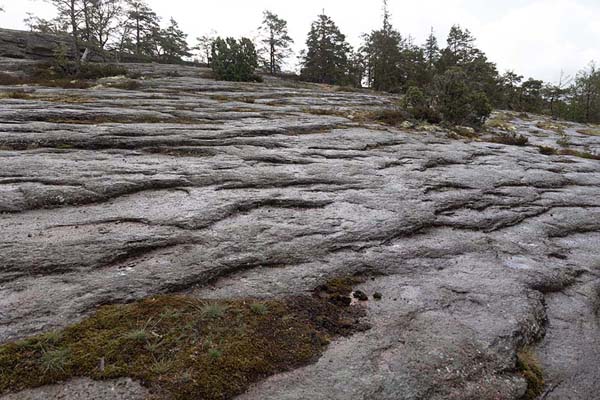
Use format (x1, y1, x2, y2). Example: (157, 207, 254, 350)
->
(1, 0, 599, 82)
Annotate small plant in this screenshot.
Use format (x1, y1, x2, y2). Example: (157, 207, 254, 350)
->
(208, 348, 223, 360)
(201, 303, 228, 319)
(150, 359, 173, 375)
(40, 348, 70, 373)
(250, 302, 269, 315)
(123, 329, 149, 343)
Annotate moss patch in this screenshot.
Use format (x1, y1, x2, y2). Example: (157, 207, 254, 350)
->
(485, 112, 517, 132)
(577, 128, 600, 136)
(536, 120, 565, 135)
(0, 292, 366, 399)
(516, 349, 544, 400)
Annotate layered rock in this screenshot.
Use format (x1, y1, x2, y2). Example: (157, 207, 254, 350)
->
(0, 60, 599, 399)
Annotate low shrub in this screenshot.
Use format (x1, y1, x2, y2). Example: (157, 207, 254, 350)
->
(489, 132, 529, 146)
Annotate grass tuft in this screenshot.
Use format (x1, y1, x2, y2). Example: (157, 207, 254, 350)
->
(40, 348, 70, 373)
(201, 303, 228, 319)
(250, 303, 269, 316)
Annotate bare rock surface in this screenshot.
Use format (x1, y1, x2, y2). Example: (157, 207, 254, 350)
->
(1, 60, 599, 399)
(0, 29, 74, 61)
(0, 378, 148, 400)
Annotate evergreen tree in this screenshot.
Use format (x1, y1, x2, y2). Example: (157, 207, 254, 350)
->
(360, 0, 403, 91)
(423, 28, 440, 67)
(123, 0, 160, 57)
(157, 18, 191, 63)
(258, 10, 293, 75)
(300, 13, 353, 85)
(570, 62, 600, 123)
(211, 37, 259, 82)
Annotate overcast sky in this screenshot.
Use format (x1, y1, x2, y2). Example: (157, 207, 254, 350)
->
(1, 0, 598, 82)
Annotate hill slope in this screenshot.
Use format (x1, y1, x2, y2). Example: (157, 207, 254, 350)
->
(0, 60, 599, 400)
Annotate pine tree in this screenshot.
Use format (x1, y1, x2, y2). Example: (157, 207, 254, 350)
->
(360, 0, 403, 91)
(157, 18, 190, 63)
(211, 37, 258, 82)
(300, 13, 353, 85)
(258, 11, 293, 75)
(423, 28, 439, 67)
(124, 0, 160, 57)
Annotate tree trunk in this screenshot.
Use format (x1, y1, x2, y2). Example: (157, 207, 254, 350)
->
(70, 0, 81, 71)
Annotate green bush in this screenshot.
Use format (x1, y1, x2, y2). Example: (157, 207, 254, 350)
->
(434, 67, 492, 126)
(211, 37, 259, 82)
(403, 86, 441, 123)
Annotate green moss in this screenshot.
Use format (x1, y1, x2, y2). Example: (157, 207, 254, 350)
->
(517, 349, 544, 400)
(0, 293, 366, 399)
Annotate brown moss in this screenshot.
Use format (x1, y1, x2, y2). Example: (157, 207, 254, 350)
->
(536, 120, 565, 135)
(577, 128, 600, 136)
(488, 132, 529, 146)
(108, 80, 142, 90)
(558, 148, 600, 160)
(0, 292, 367, 400)
(0, 91, 33, 100)
(516, 349, 544, 400)
(538, 145, 558, 155)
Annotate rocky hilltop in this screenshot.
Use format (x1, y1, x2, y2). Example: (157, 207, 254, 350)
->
(0, 57, 599, 400)
(0, 28, 75, 61)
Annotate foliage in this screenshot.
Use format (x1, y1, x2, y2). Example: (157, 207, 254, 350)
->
(155, 18, 191, 63)
(193, 31, 217, 66)
(300, 14, 353, 85)
(434, 67, 492, 126)
(121, 0, 161, 58)
(211, 37, 259, 82)
(258, 10, 293, 75)
(403, 86, 440, 123)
